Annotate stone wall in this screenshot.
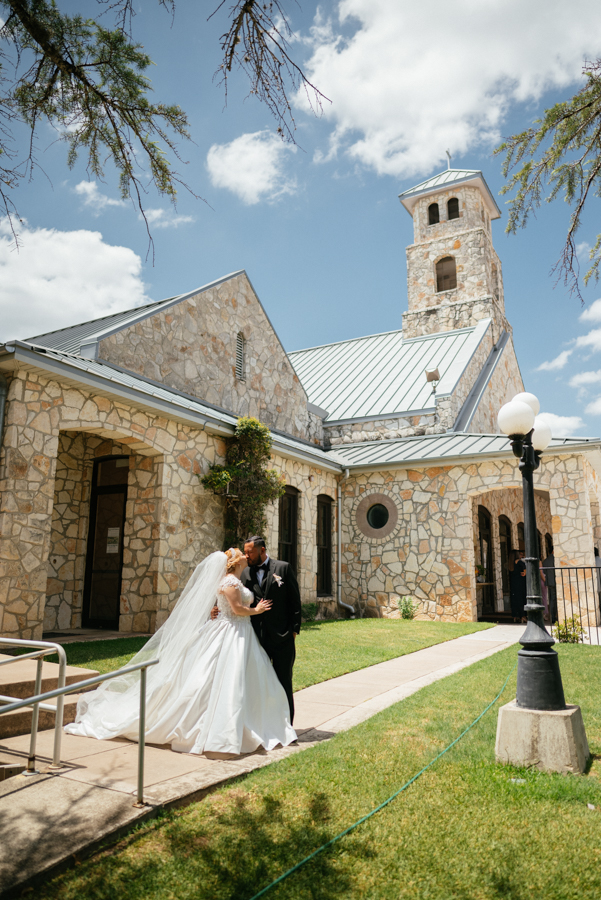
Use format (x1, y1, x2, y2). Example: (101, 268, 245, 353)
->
(98, 272, 318, 443)
(467, 340, 524, 434)
(340, 452, 599, 622)
(0, 367, 225, 638)
(265, 455, 339, 607)
(0, 366, 338, 638)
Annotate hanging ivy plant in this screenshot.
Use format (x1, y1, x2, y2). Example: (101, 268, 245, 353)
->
(200, 417, 286, 547)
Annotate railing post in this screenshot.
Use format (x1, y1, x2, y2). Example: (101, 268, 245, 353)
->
(26, 656, 43, 774)
(50, 645, 67, 769)
(134, 665, 148, 807)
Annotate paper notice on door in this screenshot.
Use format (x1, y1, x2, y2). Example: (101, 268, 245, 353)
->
(106, 527, 120, 554)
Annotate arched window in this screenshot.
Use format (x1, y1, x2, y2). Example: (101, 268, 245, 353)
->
(436, 256, 456, 292)
(447, 197, 459, 220)
(428, 203, 439, 225)
(235, 332, 246, 381)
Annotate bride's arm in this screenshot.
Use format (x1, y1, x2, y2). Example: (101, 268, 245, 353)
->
(221, 584, 272, 617)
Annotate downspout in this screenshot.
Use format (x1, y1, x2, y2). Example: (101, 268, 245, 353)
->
(337, 467, 355, 617)
(0, 373, 7, 471)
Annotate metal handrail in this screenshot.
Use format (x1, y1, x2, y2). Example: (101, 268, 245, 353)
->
(0, 638, 67, 771)
(0, 657, 159, 805)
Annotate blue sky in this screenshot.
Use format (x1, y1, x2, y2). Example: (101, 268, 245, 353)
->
(2, 0, 601, 437)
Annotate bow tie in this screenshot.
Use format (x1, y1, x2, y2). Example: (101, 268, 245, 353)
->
(253, 562, 268, 572)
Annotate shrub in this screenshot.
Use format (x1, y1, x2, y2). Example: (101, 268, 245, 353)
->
(301, 602, 318, 622)
(400, 596, 419, 620)
(200, 417, 285, 546)
(552, 616, 585, 643)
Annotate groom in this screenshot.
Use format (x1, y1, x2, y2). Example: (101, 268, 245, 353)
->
(243, 535, 301, 724)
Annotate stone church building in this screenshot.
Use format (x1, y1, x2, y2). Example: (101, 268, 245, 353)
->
(1, 168, 600, 639)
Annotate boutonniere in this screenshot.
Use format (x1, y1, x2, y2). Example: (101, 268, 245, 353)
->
(273, 574, 283, 587)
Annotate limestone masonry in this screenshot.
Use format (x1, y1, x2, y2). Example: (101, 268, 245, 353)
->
(1, 167, 600, 637)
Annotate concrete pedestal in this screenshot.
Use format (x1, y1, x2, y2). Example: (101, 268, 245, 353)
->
(495, 700, 589, 774)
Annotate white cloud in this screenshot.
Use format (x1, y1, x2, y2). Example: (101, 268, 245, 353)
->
(206, 131, 297, 204)
(140, 208, 195, 229)
(74, 181, 127, 214)
(579, 297, 601, 322)
(576, 329, 601, 352)
(569, 370, 601, 389)
(585, 398, 601, 416)
(537, 350, 573, 371)
(0, 219, 149, 341)
(536, 411, 584, 437)
(300, 0, 600, 177)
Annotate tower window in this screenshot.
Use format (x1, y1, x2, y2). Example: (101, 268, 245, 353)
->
(436, 256, 457, 292)
(235, 332, 246, 380)
(447, 198, 459, 220)
(428, 203, 439, 225)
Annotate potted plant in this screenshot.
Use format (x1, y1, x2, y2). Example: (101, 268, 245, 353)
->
(475, 564, 486, 583)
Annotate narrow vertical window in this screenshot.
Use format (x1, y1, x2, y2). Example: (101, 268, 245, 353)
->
(235, 332, 245, 381)
(428, 203, 439, 225)
(278, 486, 299, 574)
(317, 495, 333, 595)
(447, 197, 459, 220)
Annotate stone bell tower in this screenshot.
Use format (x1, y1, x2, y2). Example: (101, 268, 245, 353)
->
(399, 169, 510, 341)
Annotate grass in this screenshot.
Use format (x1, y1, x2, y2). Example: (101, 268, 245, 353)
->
(34, 643, 601, 900)
(34, 619, 491, 689)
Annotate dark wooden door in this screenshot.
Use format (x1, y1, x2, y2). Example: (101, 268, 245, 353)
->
(83, 457, 129, 629)
(499, 516, 512, 611)
(478, 505, 495, 616)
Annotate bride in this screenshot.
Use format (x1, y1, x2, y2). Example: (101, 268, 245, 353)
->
(65, 548, 297, 755)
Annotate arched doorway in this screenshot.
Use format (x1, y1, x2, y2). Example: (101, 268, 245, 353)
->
(478, 505, 495, 617)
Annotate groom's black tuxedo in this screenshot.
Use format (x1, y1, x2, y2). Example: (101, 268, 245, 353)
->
(242, 558, 301, 723)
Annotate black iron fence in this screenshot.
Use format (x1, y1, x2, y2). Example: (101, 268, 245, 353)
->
(542, 566, 601, 646)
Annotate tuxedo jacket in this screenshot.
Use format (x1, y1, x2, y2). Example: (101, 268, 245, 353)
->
(242, 558, 302, 648)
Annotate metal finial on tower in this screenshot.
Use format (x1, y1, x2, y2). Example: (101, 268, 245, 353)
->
(446, 149, 451, 170)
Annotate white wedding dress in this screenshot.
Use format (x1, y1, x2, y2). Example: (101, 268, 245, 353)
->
(66, 554, 296, 755)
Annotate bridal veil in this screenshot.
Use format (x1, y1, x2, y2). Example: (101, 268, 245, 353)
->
(66, 551, 228, 739)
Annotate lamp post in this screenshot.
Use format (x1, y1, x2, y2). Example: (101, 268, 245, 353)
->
(497, 392, 566, 711)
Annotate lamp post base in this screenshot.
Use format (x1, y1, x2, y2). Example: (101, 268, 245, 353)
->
(516, 648, 566, 710)
(496, 700, 589, 774)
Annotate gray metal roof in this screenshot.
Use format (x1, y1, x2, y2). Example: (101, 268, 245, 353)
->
(330, 433, 601, 470)
(398, 168, 501, 219)
(0, 341, 342, 472)
(289, 319, 491, 424)
(25, 271, 245, 356)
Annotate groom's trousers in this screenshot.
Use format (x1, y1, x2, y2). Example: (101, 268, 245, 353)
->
(262, 636, 296, 724)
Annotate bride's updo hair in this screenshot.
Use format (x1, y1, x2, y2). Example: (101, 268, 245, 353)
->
(225, 547, 245, 573)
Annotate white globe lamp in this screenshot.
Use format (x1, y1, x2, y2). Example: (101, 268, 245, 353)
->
(513, 392, 541, 416)
(532, 416, 552, 452)
(498, 400, 536, 437)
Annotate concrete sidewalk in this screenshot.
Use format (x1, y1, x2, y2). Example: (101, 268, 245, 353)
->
(0, 625, 521, 895)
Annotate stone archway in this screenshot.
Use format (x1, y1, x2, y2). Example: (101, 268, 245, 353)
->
(45, 428, 164, 634)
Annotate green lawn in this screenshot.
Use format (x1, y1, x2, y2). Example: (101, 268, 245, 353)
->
(35, 643, 601, 900)
(40, 619, 491, 690)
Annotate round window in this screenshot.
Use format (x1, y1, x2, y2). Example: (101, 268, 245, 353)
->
(366, 503, 389, 530)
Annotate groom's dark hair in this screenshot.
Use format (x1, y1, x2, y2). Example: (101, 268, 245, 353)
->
(245, 535, 266, 549)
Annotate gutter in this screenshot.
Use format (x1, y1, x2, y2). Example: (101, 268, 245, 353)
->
(337, 468, 355, 617)
(0, 372, 7, 469)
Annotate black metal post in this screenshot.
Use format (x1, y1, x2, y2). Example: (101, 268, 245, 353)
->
(510, 430, 566, 710)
